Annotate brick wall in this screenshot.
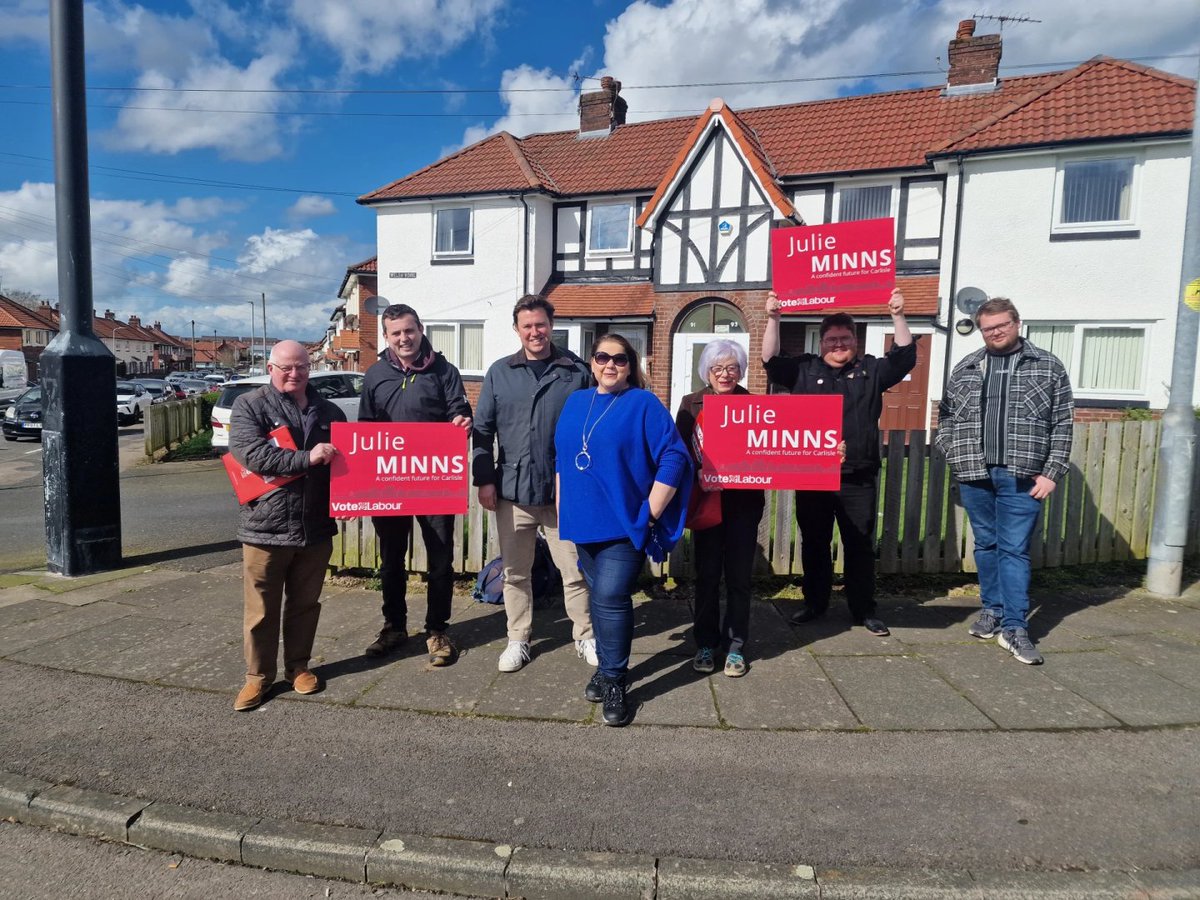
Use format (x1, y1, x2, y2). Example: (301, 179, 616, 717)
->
(358, 276, 379, 370)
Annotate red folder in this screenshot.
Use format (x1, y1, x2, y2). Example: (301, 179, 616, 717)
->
(223, 426, 303, 504)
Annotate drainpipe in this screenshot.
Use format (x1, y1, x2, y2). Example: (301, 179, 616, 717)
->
(519, 193, 531, 296)
(940, 154, 968, 397)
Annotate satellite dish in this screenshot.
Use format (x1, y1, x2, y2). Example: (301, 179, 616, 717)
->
(955, 286, 988, 316)
(370, 295, 392, 315)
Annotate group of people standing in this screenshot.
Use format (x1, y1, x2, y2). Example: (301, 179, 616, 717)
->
(228, 287, 1073, 725)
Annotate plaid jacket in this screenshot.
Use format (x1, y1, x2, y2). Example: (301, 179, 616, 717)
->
(935, 339, 1074, 483)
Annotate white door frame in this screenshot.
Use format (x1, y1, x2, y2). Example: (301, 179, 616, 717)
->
(670, 331, 750, 415)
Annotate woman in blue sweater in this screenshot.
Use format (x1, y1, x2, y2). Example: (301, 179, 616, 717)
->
(555, 334, 691, 726)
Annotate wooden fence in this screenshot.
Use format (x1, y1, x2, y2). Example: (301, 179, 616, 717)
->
(331, 420, 1200, 578)
(144, 397, 206, 459)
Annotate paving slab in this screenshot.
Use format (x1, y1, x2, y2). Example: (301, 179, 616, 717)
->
(0, 597, 61, 626)
(355, 641, 497, 713)
(658, 856, 818, 899)
(628, 598, 695, 655)
(0, 585, 53, 608)
(791, 620, 901, 656)
(711, 651, 859, 730)
(242, 817, 381, 882)
(8, 613, 190, 673)
(1053, 603, 1159, 639)
(818, 655, 996, 730)
(367, 832, 510, 896)
(0, 602, 134, 657)
(36, 569, 189, 607)
(22, 784, 150, 842)
(920, 645, 1120, 730)
(308, 588, 384, 639)
(1102, 596, 1200, 635)
(127, 801, 260, 862)
(0, 771, 51, 819)
(155, 643, 246, 692)
(305, 640, 397, 705)
(506, 846, 656, 900)
(627, 656, 720, 727)
(475, 640, 595, 721)
(1098, 632, 1200, 692)
(1132, 869, 1200, 898)
(1044, 651, 1200, 726)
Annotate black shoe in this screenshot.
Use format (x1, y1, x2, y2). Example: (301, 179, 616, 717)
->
(857, 617, 890, 637)
(365, 624, 407, 657)
(601, 681, 632, 727)
(789, 605, 826, 625)
(584, 669, 606, 703)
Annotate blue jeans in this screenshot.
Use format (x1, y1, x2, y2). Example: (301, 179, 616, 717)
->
(958, 466, 1043, 631)
(575, 538, 645, 684)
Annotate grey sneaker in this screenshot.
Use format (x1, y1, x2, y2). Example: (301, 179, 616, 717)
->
(969, 609, 1002, 639)
(998, 627, 1043, 665)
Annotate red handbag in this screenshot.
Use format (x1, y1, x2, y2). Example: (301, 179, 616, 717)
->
(685, 407, 722, 530)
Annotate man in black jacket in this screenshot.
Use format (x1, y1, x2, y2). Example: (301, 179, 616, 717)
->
(359, 303, 472, 666)
(228, 339, 345, 711)
(762, 289, 914, 635)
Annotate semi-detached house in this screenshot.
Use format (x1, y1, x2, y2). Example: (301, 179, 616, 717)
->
(359, 20, 1196, 426)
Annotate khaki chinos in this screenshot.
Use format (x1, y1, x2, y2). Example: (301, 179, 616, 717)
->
(495, 498, 591, 643)
(242, 538, 333, 685)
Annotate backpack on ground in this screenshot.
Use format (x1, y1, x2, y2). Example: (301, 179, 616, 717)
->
(473, 533, 564, 607)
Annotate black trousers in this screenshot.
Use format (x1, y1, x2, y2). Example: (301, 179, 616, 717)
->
(794, 472, 878, 620)
(373, 514, 455, 634)
(693, 491, 765, 655)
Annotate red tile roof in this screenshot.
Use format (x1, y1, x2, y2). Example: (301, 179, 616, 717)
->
(543, 282, 656, 317)
(361, 59, 1192, 206)
(0, 295, 56, 330)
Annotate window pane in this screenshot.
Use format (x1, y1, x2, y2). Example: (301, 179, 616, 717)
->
(1062, 160, 1132, 224)
(588, 203, 632, 253)
(1079, 327, 1144, 391)
(1025, 324, 1074, 364)
(435, 207, 471, 253)
(459, 324, 483, 371)
(839, 185, 891, 222)
(427, 324, 455, 361)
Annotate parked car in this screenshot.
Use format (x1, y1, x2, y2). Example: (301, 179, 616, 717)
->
(130, 378, 173, 404)
(3, 386, 43, 441)
(116, 381, 152, 426)
(176, 379, 213, 396)
(210, 372, 363, 451)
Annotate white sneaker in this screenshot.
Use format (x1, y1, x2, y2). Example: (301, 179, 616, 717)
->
(575, 638, 599, 667)
(498, 640, 530, 673)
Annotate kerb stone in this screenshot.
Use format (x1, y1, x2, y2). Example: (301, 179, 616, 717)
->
(366, 832, 510, 896)
(658, 856, 819, 899)
(241, 817, 380, 882)
(506, 847, 655, 900)
(0, 771, 51, 819)
(22, 784, 150, 841)
(969, 868, 1144, 898)
(127, 801, 259, 862)
(816, 866, 979, 899)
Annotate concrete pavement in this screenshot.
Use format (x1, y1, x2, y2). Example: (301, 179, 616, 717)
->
(1, 561, 1198, 897)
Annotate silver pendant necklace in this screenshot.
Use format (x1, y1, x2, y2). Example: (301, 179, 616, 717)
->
(575, 389, 622, 471)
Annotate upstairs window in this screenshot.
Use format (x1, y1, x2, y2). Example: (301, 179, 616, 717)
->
(1053, 157, 1137, 235)
(587, 201, 634, 254)
(838, 185, 892, 222)
(434, 207, 472, 256)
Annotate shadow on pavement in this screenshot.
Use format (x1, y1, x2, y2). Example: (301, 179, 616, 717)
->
(123, 540, 242, 567)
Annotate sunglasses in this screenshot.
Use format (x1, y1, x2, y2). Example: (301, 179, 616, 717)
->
(592, 351, 630, 367)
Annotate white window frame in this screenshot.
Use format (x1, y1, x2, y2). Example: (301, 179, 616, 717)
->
(432, 206, 473, 258)
(834, 180, 897, 224)
(585, 200, 635, 256)
(1051, 154, 1139, 235)
(1023, 320, 1150, 398)
(424, 320, 484, 376)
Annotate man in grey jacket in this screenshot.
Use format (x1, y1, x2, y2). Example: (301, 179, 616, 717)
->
(228, 340, 345, 711)
(472, 295, 596, 672)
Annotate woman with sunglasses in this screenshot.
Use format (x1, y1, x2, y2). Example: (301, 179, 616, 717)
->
(554, 334, 692, 726)
(674, 339, 765, 678)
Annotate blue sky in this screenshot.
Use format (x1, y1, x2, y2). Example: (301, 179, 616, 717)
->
(0, 0, 1196, 342)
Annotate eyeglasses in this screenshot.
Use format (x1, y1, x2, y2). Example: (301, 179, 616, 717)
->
(593, 352, 630, 367)
(709, 365, 742, 377)
(980, 320, 1017, 336)
(271, 364, 310, 374)
(821, 336, 855, 348)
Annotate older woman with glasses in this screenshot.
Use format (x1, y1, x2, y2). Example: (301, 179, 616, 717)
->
(555, 334, 691, 726)
(674, 339, 765, 677)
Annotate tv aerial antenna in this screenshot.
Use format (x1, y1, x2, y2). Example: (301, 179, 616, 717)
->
(971, 14, 1042, 29)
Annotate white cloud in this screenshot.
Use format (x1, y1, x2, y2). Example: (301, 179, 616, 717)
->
(0, 0, 47, 45)
(456, 64, 582, 150)
(288, 0, 506, 74)
(286, 195, 337, 220)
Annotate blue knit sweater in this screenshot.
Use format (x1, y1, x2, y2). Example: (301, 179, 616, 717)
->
(554, 387, 692, 559)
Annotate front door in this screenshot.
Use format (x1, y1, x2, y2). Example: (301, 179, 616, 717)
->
(670, 331, 750, 415)
(879, 333, 931, 436)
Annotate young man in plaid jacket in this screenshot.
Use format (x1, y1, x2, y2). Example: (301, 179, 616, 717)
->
(936, 298, 1074, 665)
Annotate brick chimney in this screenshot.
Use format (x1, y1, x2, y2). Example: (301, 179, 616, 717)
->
(104, 309, 116, 319)
(579, 76, 627, 137)
(946, 19, 1002, 92)
(128, 315, 141, 327)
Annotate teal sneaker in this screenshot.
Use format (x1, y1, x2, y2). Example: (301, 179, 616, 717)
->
(723, 651, 747, 677)
(692, 647, 716, 673)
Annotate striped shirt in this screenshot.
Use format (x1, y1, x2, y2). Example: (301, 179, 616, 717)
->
(981, 349, 1018, 465)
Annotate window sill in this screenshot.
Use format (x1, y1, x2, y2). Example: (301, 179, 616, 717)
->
(430, 257, 475, 266)
(1049, 229, 1140, 242)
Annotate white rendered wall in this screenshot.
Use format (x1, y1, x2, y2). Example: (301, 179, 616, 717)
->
(942, 141, 1191, 408)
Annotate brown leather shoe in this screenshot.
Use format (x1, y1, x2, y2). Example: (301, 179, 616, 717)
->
(288, 670, 321, 695)
(234, 679, 266, 711)
(426, 631, 457, 667)
(365, 624, 407, 657)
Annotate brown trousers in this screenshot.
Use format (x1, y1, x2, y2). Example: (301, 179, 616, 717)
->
(242, 539, 332, 685)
